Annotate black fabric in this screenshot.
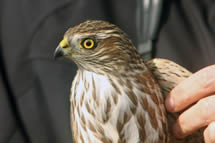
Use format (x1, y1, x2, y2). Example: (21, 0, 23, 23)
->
(0, 0, 214, 143)
(155, 0, 215, 72)
(0, 70, 27, 143)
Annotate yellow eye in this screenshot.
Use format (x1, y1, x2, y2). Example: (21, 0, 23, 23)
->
(82, 39, 95, 49)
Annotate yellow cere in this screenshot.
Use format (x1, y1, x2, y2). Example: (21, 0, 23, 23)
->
(59, 39, 68, 48)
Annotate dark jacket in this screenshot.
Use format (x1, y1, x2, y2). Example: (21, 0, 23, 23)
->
(0, 0, 214, 143)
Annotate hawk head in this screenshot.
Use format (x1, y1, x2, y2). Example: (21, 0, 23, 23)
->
(54, 20, 141, 74)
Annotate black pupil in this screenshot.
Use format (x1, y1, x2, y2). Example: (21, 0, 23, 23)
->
(86, 40, 92, 46)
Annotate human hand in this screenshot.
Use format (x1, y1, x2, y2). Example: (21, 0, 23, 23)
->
(165, 65, 215, 143)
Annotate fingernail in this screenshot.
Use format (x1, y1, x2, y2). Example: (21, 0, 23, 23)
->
(208, 122, 215, 142)
(165, 96, 175, 112)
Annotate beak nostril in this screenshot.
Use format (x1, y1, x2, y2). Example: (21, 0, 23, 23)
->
(59, 39, 68, 49)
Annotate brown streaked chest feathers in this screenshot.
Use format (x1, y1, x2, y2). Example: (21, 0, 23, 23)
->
(70, 66, 169, 143)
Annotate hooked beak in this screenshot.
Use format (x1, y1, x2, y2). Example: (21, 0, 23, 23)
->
(54, 45, 64, 59)
(54, 39, 68, 60)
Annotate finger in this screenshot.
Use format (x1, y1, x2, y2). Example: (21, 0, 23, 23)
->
(172, 95, 215, 138)
(165, 65, 215, 112)
(204, 122, 215, 143)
